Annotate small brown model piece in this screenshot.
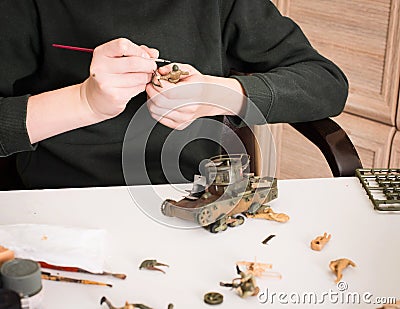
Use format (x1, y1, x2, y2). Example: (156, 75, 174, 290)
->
(220, 265, 260, 298)
(152, 64, 189, 87)
(329, 258, 356, 283)
(159, 64, 189, 83)
(246, 206, 289, 223)
(310, 232, 331, 251)
(377, 300, 400, 309)
(203, 292, 224, 305)
(262, 234, 276, 245)
(100, 297, 153, 309)
(139, 259, 169, 274)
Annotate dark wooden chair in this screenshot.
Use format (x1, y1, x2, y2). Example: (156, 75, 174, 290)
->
(235, 118, 363, 176)
(0, 117, 362, 190)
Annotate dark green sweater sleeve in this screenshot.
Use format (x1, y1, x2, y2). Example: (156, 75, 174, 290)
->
(221, 0, 348, 125)
(0, 0, 40, 156)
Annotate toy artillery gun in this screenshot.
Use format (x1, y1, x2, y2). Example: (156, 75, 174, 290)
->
(161, 154, 278, 233)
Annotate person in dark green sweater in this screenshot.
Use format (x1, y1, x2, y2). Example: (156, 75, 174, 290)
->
(0, 0, 348, 189)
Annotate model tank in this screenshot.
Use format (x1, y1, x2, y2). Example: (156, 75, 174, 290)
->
(161, 154, 278, 233)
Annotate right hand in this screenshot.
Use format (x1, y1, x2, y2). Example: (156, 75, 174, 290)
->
(80, 38, 159, 119)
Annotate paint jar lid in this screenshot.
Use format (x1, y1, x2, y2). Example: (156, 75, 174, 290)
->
(0, 259, 42, 297)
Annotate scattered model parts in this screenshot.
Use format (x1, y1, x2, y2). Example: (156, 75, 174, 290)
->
(310, 232, 331, 251)
(246, 205, 289, 223)
(329, 258, 356, 283)
(161, 154, 278, 233)
(139, 259, 169, 274)
(100, 296, 152, 309)
(203, 292, 224, 305)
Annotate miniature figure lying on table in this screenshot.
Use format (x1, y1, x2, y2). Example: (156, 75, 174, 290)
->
(161, 154, 278, 233)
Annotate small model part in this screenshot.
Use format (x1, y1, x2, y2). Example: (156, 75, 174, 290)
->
(236, 261, 272, 277)
(159, 64, 189, 83)
(41, 235, 48, 240)
(139, 259, 169, 274)
(247, 206, 289, 223)
(310, 232, 331, 251)
(151, 64, 189, 87)
(262, 234, 276, 245)
(203, 292, 224, 305)
(329, 258, 356, 283)
(377, 300, 400, 309)
(100, 297, 153, 309)
(167, 304, 174, 309)
(0, 245, 14, 266)
(220, 265, 260, 298)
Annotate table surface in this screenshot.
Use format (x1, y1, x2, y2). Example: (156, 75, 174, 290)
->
(0, 177, 399, 308)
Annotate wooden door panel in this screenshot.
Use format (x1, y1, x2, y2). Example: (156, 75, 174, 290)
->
(278, 0, 400, 125)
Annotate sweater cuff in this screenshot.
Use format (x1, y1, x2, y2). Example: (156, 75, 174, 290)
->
(227, 74, 273, 127)
(0, 95, 36, 156)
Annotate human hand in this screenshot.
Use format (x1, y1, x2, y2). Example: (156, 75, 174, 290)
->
(146, 63, 246, 130)
(80, 38, 159, 119)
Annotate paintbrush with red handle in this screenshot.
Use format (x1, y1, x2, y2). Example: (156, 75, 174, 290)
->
(52, 44, 171, 63)
(38, 261, 126, 280)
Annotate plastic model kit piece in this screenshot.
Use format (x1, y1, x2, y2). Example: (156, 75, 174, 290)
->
(356, 168, 400, 211)
(310, 233, 331, 251)
(139, 259, 169, 274)
(220, 265, 260, 298)
(152, 64, 189, 87)
(203, 292, 224, 305)
(329, 258, 356, 283)
(247, 206, 289, 223)
(100, 296, 152, 309)
(236, 261, 272, 277)
(161, 154, 278, 233)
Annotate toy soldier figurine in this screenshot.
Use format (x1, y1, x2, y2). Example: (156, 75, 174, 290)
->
(220, 265, 260, 298)
(152, 64, 189, 87)
(160, 64, 189, 83)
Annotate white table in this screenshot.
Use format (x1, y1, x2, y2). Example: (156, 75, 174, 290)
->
(0, 177, 399, 308)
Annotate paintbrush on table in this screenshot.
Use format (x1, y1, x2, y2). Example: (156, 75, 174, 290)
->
(41, 271, 112, 287)
(38, 261, 126, 280)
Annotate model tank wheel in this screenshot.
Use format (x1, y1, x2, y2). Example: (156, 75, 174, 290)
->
(209, 218, 228, 233)
(247, 202, 261, 214)
(197, 208, 213, 226)
(227, 214, 246, 227)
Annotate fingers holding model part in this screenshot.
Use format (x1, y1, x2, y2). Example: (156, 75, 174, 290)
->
(146, 63, 247, 130)
(81, 38, 158, 119)
(146, 63, 216, 129)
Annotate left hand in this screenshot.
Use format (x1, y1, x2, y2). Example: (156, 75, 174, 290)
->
(146, 64, 224, 130)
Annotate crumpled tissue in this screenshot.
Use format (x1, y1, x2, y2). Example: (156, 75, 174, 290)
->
(0, 224, 106, 273)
